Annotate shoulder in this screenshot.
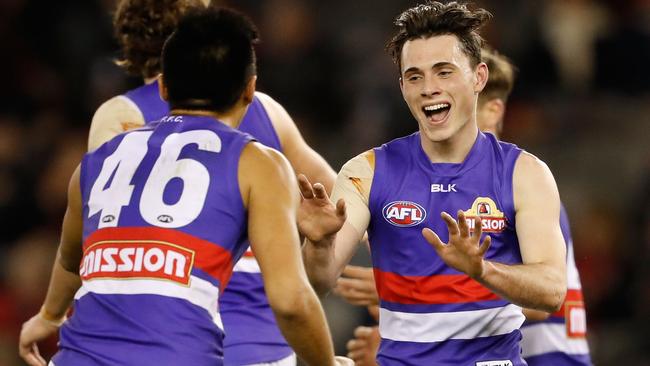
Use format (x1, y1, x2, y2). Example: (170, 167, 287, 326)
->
(254, 91, 282, 113)
(89, 95, 145, 151)
(513, 151, 560, 209)
(514, 151, 553, 177)
(253, 91, 295, 139)
(239, 141, 296, 206)
(240, 141, 293, 178)
(342, 150, 375, 173)
(92, 95, 143, 123)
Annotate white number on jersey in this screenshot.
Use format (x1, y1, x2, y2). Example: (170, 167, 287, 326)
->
(89, 131, 152, 228)
(88, 129, 222, 229)
(140, 130, 221, 227)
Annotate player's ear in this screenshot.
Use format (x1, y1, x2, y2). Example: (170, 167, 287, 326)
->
(158, 75, 169, 101)
(242, 75, 257, 105)
(474, 62, 488, 93)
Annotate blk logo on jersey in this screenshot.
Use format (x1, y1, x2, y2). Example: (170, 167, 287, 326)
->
(383, 201, 427, 227)
(80, 241, 195, 286)
(431, 183, 457, 193)
(463, 197, 507, 233)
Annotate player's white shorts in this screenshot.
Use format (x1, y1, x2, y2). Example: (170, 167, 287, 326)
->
(49, 353, 296, 366)
(244, 353, 296, 366)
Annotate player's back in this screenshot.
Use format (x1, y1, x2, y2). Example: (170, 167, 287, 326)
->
(91, 81, 294, 365)
(55, 114, 253, 366)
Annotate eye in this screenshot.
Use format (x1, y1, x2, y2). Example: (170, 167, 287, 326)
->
(438, 70, 452, 77)
(406, 74, 422, 82)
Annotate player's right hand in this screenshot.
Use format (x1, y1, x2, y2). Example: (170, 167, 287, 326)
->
(334, 355, 356, 366)
(346, 326, 380, 366)
(297, 174, 346, 244)
(19, 313, 61, 366)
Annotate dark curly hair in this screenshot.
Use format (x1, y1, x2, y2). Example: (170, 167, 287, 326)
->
(113, 0, 204, 79)
(386, 1, 492, 72)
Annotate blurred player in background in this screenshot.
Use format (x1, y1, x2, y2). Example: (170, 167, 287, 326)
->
(338, 48, 592, 366)
(18, 7, 352, 366)
(88, 1, 336, 365)
(299, 2, 567, 365)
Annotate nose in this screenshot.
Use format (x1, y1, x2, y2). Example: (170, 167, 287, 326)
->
(420, 74, 441, 97)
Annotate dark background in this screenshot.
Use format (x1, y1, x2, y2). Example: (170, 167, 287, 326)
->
(1, 0, 649, 364)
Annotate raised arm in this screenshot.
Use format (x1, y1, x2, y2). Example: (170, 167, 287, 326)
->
(256, 92, 336, 192)
(422, 152, 566, 312)
(300, 151, 374, 295)
(239, 142, 350, 366)
(19, 165, 84, 366)
(87, 96, 144, 151)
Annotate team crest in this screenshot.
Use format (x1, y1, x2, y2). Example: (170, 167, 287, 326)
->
(383, 201, 427, 227)
(463, 197, 507, 233)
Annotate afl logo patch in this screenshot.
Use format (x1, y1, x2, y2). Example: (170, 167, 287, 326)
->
(382, 201, 427, 227)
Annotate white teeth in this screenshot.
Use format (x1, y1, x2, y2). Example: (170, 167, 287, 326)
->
(423, 103, 450, 111)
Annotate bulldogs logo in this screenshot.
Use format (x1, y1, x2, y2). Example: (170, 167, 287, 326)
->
(463, 197, 507, 233)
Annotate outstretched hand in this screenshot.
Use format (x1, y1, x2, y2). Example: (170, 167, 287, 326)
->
(297, 174, 346, 244)
(422, 210, 491, 279)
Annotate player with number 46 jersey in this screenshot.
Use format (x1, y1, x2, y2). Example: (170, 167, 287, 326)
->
(18, 8, 351, 366)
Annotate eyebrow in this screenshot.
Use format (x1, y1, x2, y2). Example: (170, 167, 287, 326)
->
(403, 62, 455, 75)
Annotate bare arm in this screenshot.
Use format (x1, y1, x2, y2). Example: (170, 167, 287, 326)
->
(240, 143, 341, 365)
(88, 96, 144, 151)
(299, 152, 373, 295)
(256, 92, 336, 192)
(422, 152, 566, 312)
(19, 165, 84, 366)
(504, 152, 567, 311)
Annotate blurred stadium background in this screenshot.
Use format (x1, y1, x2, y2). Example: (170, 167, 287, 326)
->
(1, 0, 649, 364)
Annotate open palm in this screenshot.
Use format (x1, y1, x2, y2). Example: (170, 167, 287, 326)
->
(422, 210, 491, 279)
(297, 174, 346, 243)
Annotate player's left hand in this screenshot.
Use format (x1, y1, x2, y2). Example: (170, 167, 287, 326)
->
(422, 210, 491, 279)
(334, 265, 379, 306)
(19, 313, 61, 366)
(346, 326, 380, 366)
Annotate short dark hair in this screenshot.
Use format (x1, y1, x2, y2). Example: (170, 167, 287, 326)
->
(113, 0, 204, 79)
(386, 1, 492, 72)
(479, 47, 516, 106)
(162, 7, 259, 113)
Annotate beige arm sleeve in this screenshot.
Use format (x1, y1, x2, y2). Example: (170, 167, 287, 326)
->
(88, 96, 145, 151)
(330, 151, 375, 235)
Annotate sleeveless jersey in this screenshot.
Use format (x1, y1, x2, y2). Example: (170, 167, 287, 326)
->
(54, 114, 253, 365)
(118, 83, 291, 365)
(123, 79, 170, 123)
(520, 206, 592, 365)
(369, 132, 526, 366)
(220, 97, 293, 365)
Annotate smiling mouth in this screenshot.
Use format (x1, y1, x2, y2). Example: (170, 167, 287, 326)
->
(423, 103, 451, 123)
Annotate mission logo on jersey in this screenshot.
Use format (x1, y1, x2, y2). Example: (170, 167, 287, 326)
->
(382, 201, 427, 227)
(80, 240, 195, 286)
(463, 197, 507, 233)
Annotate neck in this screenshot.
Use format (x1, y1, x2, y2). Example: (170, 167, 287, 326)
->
(420, 121, 479, 163)
(169, 105, 246, 129)
(143, 76, 158, 85)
